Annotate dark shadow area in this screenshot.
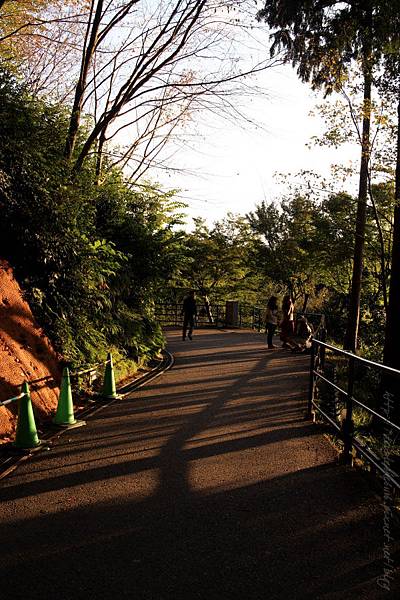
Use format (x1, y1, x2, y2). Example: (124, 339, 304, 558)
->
(0, 465, 396, 600)
(155, 347, 297, 501)
(0, 419, 319, 502)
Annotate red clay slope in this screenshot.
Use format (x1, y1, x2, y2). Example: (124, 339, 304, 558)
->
(0, 260, 61, 442)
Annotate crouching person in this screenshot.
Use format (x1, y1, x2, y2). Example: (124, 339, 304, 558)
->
(288, 316, 313, 353)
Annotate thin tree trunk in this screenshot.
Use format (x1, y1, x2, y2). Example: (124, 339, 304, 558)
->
(203, 295, 214, 324)
(367, 171, 388, 313)
(344, 66, 372, 352)
(95, 128, 106, 183)
(302, 293, 309, 314)
(72, 0, 207, 173)
(64, 0, 103, 160)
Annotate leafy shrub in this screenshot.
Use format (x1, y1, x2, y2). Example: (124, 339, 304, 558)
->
(0, 68, 178, 369)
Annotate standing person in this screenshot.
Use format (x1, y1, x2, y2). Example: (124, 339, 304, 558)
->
(181, 290, 197, 341)
(280, 294, 295, 348)
(265, 296, 278, 349)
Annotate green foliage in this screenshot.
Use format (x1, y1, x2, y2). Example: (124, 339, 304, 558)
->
(170, 214, 262, 306)
(257, 1, 389, 92)
(247, 173, 395, 347)
(0, 67, 181, 368)
(95, 175, 186, 307)
(247, 194, 351, 306)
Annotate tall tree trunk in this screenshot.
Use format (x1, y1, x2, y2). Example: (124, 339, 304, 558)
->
(378, 93, 400, 423)
(383, 94, 400, 375)
(343, 66, 372, 352)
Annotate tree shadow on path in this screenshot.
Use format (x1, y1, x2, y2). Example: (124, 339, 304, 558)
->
(0, 329, 398, 599)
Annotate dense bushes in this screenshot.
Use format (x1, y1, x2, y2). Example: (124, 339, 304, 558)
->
(0, 69, 181, 367)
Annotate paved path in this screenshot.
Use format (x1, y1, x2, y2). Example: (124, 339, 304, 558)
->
(0, 328, 399, 599)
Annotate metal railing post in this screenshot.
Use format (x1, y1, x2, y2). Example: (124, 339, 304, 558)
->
(307, 341, 316, 419)
(342, 355, 355, 464)
(320, 342, 326, 373)
(216, 305, 219, 328)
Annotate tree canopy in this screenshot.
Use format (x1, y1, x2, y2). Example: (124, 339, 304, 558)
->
(1, 0, 400, 373)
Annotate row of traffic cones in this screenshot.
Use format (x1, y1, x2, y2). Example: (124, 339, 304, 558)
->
(13, 352, 118, 450)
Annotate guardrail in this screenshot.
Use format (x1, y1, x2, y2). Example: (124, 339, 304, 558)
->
(156, 302, 265, 330)
(1, 352, 118, 450)
(157, 303, 326, 334)
(0, 392, 26, 408)
(308, 339, 400, 490)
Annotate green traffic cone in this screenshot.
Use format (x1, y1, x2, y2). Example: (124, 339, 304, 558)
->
(53, 367, 85, 430)
(102, 352, 117, 399)
(53, 367, 77, 427)
(13, 382, 40, 449)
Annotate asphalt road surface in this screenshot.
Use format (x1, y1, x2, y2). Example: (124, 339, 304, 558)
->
(0, 328, 399, 599)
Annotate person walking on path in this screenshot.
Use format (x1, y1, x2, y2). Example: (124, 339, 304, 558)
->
(181, 290, 197, 341)
(265, 296, 278, 349)
(280, 294, 295, 348)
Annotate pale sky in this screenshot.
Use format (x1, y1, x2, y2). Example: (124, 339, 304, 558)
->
(155, 64, 359, 227)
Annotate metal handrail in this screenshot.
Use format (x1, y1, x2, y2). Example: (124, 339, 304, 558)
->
(72, 358, 111, 377)
(351, 438, 400, 489)
(0, 356, 113, 408)
(308, 338, 400, 489)
(314, 339, 400, 377)
(156, 303, 325, 337)
(156, 301, 265, 331)
(311, 365, 400, 434)
(352, 397, 400, 433)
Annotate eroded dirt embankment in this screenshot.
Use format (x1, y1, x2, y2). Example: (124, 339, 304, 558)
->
(0, 260, 61, 442)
